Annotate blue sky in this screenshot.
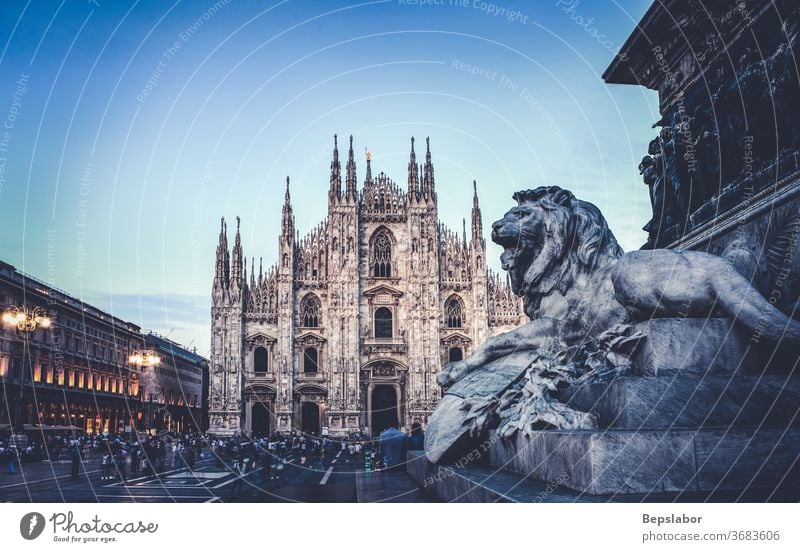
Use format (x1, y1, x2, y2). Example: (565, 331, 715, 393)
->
(0, 0, 657, 355)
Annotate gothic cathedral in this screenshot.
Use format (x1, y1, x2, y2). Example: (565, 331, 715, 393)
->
(209, 136, 524, 437)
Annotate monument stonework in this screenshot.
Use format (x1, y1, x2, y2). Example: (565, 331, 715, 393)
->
(208, 137, 524, 437)
(417, 0, 800, 501)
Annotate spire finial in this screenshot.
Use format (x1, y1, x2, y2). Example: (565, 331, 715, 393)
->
(411, 136, 415, 152)
(330, 134, 342, 198)
(346, 135, 357, 197)
(471, 179, 483, 242)
(426, 136, 430, 154)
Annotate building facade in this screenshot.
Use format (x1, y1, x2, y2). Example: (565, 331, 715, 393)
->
(142, 333, 209, 433)
(0, 261, 209, 435)
(209, 136, 524, 437)
(0, 261, 144, 434)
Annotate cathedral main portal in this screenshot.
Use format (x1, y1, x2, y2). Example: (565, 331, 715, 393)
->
(361, 360, 406, 435)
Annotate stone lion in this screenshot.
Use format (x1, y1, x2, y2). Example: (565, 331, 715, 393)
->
(438, 186, 800, 389)
(424, 186, 800, 462)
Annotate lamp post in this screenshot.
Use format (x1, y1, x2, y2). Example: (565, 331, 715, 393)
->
(2, 306, 52, 430)
(128, 350, 160, 433)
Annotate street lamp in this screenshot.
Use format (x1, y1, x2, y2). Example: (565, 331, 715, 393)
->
(128, 350, 161, 369)
(2, 306, 52, 430)
(2, 306, 51, 332)
(128, 349, 160, 432)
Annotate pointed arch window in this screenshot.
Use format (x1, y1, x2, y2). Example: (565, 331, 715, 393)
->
(445, 296, 465, 328)
(301, 295, 321, 327)
(374, 307, 393, 339)
(254, 347, 268, 375)
(303, 348, 319, 374)
(372, 233, 392, 278)
(449, 347, 463, 362)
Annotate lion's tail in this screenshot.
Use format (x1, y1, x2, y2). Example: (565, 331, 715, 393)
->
(712, 266, 800, 344)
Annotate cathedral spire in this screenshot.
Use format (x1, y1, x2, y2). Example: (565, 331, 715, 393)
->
(250, 257, 255, 289)
(423, 136, 435, 198)
(462, 218, 468, 248)
(345, 135, 357, 200)
(281, 177, 295, 241)
(214, 217, 230, 289)
(407, 136, 419, 198)
(231, 216, 244, 287)
(329, 134, 341, 200)
(471, 179, 483, 243)
(364, 147, 372, 184)
(259, 257, 263, 283)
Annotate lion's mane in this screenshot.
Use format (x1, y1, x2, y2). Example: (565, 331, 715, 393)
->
(508, 186, 624, 318)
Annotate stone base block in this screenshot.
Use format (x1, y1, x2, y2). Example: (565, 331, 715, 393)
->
(558, 375, 800, 430)
(407, 450, 514, 503)
(489, 428, 800, 495)
(632, 318, 758, 376)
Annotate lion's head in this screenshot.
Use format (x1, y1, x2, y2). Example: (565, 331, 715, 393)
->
(491, 186, 623, 313)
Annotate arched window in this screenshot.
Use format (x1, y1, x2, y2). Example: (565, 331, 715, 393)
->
(372, 232, 392, 277)
(304, 348, 319, 374)
(301, 295, 321, 327)
(449, 347, 463, 362)
(254, 347, 268, 375)
(374, 307, 393, 339)
(445, 296, 464, 328)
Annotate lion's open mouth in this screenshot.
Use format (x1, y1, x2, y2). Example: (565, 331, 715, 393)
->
(494, 230, 539, 273)
(493, 231, 519, 270)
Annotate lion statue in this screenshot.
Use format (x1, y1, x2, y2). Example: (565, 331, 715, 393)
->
(426, 186, 800, 462)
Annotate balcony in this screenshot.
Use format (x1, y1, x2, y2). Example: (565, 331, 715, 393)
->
(249, 372, 276, 382)
(296, 371, 325, 381)
(362, 336, 407, 355)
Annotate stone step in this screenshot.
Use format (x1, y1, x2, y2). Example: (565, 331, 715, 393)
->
(406, 450, 607, 503)
(489, 427, 800, 495)
(355, 468, 436, 503)
(557, 375, 800, 430)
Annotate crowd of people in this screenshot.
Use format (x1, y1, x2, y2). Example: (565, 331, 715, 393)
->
(1, 430, 209, 481)
(2, 421, 426, 493)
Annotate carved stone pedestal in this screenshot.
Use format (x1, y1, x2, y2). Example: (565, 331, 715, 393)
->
(488, 427, 800, 495)
(631, 318, 759, 376)
(558, 375, 800, 430)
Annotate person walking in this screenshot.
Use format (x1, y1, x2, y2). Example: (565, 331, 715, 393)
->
(156, 441, 165, 473)
(130, 445, 139, 477)
(114, 448, 127, 482)
(69, 442, 81, 480)
(378, 419, 407, 470)
(229, 455, 247, 498)
(7, 446, 18, 475)
(406, 422, 425, 451)
(186, 446, 196, 470)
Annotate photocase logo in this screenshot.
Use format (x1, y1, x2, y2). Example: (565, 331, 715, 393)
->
(20, 512, 45, 540)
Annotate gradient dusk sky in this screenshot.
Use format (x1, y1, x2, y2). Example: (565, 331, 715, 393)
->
(0, 0, 656, 355)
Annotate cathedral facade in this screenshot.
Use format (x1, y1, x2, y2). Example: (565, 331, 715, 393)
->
(209, 136, 524, 437)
